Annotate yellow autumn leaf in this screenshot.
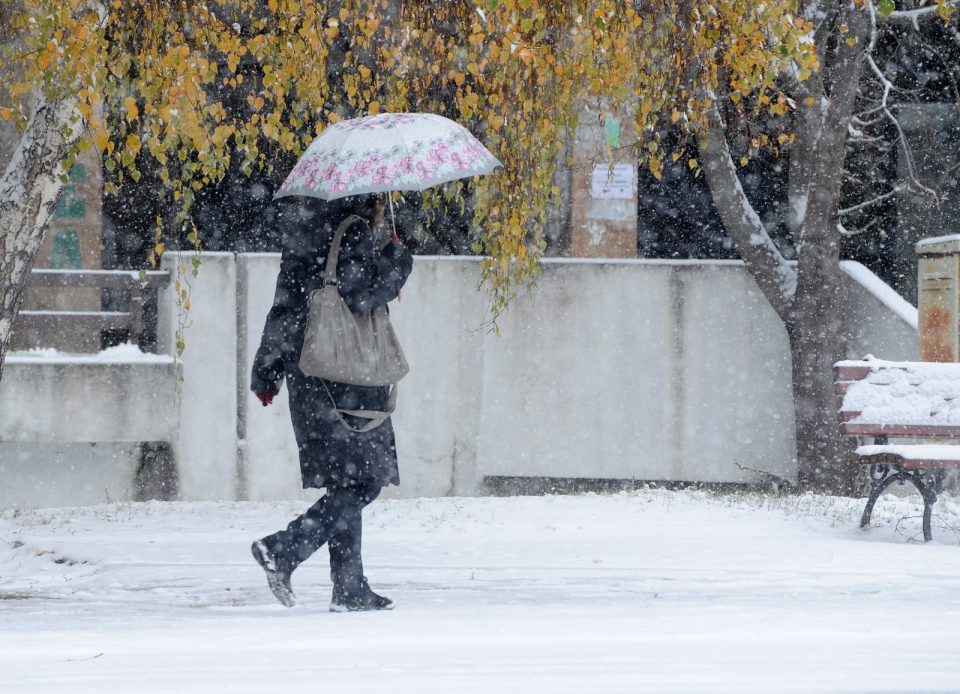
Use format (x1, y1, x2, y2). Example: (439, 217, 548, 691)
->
(124, 96, 139, 121)
(95, 128, 110, 153)
(124, 133, 141, 156)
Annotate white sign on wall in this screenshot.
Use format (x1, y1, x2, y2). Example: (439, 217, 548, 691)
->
(590, 163, 636, 200)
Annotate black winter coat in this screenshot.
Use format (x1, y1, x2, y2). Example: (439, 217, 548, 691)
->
(251, 199, 414, 489)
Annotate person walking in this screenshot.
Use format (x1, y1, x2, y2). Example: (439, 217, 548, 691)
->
(249, 193, 413, 611)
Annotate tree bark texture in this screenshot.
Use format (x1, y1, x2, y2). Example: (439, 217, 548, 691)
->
(700, 4, 869, 493)
(788, 8, 869, 492)
(0, 95, 80, 383)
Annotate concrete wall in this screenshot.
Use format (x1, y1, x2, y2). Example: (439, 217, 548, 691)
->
(840, 260, 919, 363)
(0, 442, 144, 508)
(0, 255, 918, 507)
(0, 353, 180, 508)
(0, 359, 179, 442)
(236, 256, 917, 500)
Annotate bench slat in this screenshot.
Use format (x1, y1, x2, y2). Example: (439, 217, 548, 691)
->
(837, 409, 960, 425)
(841, 421, 960, 438)
(855, 441, 960, 469)
(16, 311, 133, 332)
(855, 453, 960, 469)
(834, 364, 876, 381)
(26, 269, 170, 289)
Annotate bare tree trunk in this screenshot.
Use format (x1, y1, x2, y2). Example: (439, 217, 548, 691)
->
(0, 95, 80, 383)
(699, 5, 868, 493)
(788, 9, 868, 493)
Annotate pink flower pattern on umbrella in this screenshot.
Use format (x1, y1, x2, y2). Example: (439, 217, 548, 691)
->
(415, 160, 435, 180)
(395, 156, 415, 175)
(329, 171, 347, 192)
(276, 113, 501, 200)
(450, 150, 474, 171)
(305, 167, 325, 190)
(373, 166, 396, 185)
(427, 143, 448, 166)
(348, 158, 374, 179)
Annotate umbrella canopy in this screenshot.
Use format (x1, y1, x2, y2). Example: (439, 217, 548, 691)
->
(275, 113, 502, 201)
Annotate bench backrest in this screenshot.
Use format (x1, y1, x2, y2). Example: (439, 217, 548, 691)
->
(835, 359, 960, 438)
(17, 269, 170, 348)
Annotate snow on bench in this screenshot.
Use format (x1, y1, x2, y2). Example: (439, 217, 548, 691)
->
(834, 357, 960, 541)
(837, 357, 960, 436)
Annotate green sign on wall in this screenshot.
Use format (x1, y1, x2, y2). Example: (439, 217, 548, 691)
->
(51, 230, 82, 269)
(54, 163, 87, 219)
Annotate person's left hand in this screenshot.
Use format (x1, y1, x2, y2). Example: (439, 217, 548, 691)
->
(256, 392, 275, 407)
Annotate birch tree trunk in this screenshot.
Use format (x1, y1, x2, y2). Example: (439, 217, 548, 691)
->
(0, 95, 81, 383)
(698, 4, 868, 492)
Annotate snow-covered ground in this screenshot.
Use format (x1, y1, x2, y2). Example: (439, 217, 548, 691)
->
(2, 489, 960, 693)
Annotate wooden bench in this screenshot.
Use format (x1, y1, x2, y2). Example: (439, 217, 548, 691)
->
(17, 269, 170, 347)
(835, 358, 960, 541)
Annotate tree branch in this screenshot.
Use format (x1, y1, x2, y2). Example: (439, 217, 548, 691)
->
(882, 0, 958, 31)
(865, 52, 940, 201)
(698, 102, 796, 321)
(837, 215, 883, 237)
(838, 186, 904, 215)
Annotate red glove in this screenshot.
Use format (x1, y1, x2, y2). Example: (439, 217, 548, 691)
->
(390, 229, 404, 247)
(256, 392, 274, 407)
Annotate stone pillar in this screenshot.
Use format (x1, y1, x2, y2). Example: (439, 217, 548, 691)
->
(916, 235, 960, 361)
(158, 252, 238, 500)
(568, 104, 638, 257)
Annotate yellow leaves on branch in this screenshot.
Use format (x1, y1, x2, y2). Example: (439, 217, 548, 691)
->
(123, 96, 138, 122)
(0, 0, 823, 314)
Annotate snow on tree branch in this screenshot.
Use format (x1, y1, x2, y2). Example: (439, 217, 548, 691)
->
(864, 53, 940, 201)
(880, 0, 958, 31)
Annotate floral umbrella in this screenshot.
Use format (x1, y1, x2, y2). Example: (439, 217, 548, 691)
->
(275, 113, 502, 202)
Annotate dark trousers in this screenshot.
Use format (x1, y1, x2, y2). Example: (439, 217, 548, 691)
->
(263, 482, 382, 596)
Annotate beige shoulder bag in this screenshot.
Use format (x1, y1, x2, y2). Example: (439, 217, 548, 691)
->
(298, 215, 409, 432)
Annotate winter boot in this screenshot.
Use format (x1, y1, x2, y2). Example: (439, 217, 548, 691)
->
(330, 578, 393, 612)
(251, 539, 296, 608)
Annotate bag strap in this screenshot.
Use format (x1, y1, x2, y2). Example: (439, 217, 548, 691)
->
(320, 379, 397, 433)
(323, 214, 367, 286)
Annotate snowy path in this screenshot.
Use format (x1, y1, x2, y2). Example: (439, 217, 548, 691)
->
(2, 490, 960, 693)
